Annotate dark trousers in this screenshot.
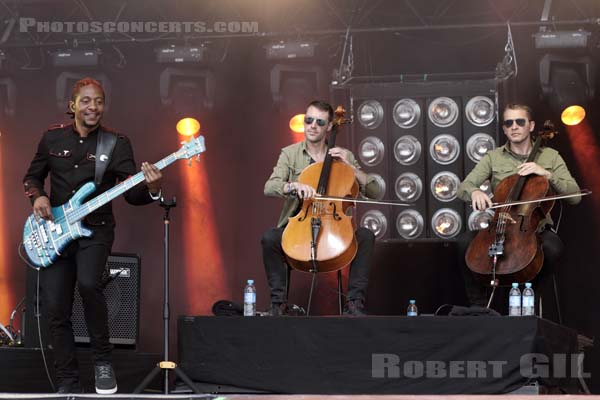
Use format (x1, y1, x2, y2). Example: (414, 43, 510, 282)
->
(41, 242, 112, 385)
(261, 226, 374, 304)
(458, 228, 564, 317)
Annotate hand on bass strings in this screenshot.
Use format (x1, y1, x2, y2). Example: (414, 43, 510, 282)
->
(471, 190, 493, 211)
(33, 196, 53, 221)
(328, 147, 352, 165)
(141, 162, 163, 194)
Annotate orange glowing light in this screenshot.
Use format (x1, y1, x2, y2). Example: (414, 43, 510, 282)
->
(561, 105, 586, 126)
(289, 114, 305, 133)
(176, 118, 201, 137)
(180, 155, 230, 314)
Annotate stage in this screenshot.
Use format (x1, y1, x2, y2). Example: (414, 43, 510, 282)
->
(177, 315, 589, 395)
(0, 314, 595, 398)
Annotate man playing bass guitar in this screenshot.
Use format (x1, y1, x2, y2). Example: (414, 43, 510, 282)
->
(456, 103, 580, 316)
(23, 78, 162, 394)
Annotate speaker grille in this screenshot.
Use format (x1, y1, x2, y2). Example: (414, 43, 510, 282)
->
(72, 254, 140, 346)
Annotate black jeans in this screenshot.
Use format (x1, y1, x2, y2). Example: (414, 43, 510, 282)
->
(41, 242, 113, 385)
(261, 226, 374, 304)
(458, 228, 564, 314)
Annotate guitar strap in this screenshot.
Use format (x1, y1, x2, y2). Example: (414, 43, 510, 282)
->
(94, 128, 118, 186)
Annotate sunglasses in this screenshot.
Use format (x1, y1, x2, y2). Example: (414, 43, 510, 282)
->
(503, 118, 527, 128)
(304, 116, 328, 127)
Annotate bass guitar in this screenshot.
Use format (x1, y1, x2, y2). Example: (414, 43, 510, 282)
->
(22, 136, 205, 269)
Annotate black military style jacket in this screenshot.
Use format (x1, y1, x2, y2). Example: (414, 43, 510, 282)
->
(23, 123, 155, 246)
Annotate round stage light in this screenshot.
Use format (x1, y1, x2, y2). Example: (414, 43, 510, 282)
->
(289, 114, 305, 133)
(366, 173, 387, 200)
(466, 133, 496, 163)
(468, 209, 495, 231)
(465, 96, 495, 127)
(392, 98, 421, 129)
(176, 118, 201, 136)
(396, 209, 424, 239)
(361, 209, 388, 239)
(357, 100, 384, 129)
(358, 136, 385, 166)
(431, 208, 462, 239)
(430, 172, 460, 202)
(429, 134, 460, 165)
(393, 135, 422, 166)
(394, 173, 423, 202)
(561, 105, 586, 126)
(428, 97, 459, 127)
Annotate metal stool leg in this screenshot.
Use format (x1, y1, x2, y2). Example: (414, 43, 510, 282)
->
(552, 273, 563, 325)
(337, 270, 343, 315)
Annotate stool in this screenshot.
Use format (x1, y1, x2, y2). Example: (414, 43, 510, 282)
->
(286, 266, 344, 315)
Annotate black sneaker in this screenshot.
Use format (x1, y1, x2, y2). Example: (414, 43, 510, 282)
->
(57, 381, 83, 394)
(268, 302, 289, 316)
(94, 362, 117, 394)
(343, 299, 367, 316)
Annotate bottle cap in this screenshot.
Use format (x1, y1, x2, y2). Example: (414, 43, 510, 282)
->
(247, 279, 254, 284)
(525, 282, 532, 288)
(409, 299, 415, 304)
(511, 282, 518, 288)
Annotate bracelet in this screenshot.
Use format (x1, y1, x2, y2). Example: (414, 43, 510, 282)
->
(149, 189, 162, 201)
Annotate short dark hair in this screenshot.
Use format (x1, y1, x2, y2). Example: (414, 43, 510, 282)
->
(503, 103, 533, 121)
(67, 77, 105, 118)
(307, 100, 334, 121)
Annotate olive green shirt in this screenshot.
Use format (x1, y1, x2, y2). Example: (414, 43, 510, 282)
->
(457, 143, 581, 227)
(264, 141, 381, 228)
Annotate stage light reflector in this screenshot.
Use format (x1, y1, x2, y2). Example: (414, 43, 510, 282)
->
(396, 209, 424, 239)
(366, 173, 386, 200)
(429, 134, 460, 165)
(358, 136, 385, 166)
(360, 209, 388, 239)
(431, 208, 462, 239)
(392, 98, 421, 129)
(394, 173, 422, 202)
(561, 105, 586, 126)
(465, 96, 495, 127)
(393, 135, 422, 166)
(466, 133, 496, 162)
(289, 113, 305, 133)
(468, 209, 495, 231)
(428, 97, 459, 127)
(176, 118, 201, 136)
(431, 172, 460, 202)
(357, 100, 384, 129)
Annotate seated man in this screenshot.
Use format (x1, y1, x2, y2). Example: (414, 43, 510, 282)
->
(261, 100, 380, 316)
(456, 103, 580, 315)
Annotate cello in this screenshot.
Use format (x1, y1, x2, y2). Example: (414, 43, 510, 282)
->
(465, 121, 558, 285)
(281, 106, 358, 273)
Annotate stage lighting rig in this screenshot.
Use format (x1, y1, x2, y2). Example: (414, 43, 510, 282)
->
(51, 48, 101, 67)
(265, 41, 316, 60)
(155, 44, 206, 64)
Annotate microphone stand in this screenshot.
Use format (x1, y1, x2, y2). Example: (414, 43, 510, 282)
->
(134, 196, 200, 394)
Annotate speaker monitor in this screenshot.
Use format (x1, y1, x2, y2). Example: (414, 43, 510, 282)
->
(24, 253, 140, 348)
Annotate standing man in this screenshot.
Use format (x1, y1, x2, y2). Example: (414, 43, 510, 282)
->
(457, 103, 580, 310)
(262, 100, 381, 316)
(23, 78, 162, 394)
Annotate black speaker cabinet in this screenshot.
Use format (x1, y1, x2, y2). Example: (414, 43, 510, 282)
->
(24, 253, 140, 348)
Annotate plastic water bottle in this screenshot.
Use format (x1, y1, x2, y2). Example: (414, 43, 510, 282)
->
(243, 279, 256, 316)
(522, 282, 535, 316)
(407, 299, 418, 317)
(509, 282, 521, 316)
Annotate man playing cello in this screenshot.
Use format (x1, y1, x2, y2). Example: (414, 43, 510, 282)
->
(261, 100, 380, 316)
(457, 103, 581, 315)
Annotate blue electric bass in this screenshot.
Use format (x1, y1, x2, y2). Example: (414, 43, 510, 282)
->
(22, 136, 205, 269)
